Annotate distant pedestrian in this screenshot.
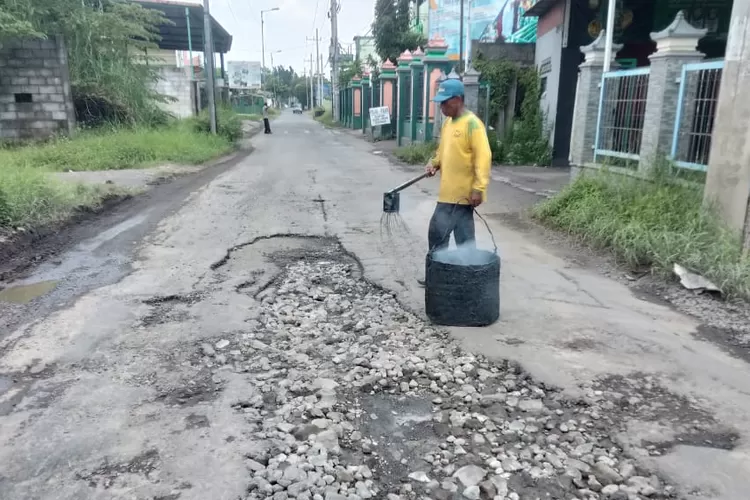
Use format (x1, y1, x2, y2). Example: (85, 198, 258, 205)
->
(263, 102, 272, 134)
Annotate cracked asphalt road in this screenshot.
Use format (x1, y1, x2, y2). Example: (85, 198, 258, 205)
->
(1, 112, 749, 500)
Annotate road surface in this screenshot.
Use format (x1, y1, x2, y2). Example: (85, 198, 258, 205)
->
(0, 112, 748, 500)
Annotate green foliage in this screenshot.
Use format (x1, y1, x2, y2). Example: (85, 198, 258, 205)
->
(474, 55, 551, 166)
(373, 0, 426, 63)
(0, 1, 43, 39)
(504, 69, 551, 166)
(473, 54, 518, 126)
(394, 142, 437, 165)
(534, 168, 750, 300)
(486, 129, 505, 164)
(266, 66, 314, 108)
(0, 187, 10, 226)
(339, 58, 362, 87)
(188, 107, 243, 143)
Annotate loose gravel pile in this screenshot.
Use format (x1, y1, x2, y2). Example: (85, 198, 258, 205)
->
(199, 258, 676, 500)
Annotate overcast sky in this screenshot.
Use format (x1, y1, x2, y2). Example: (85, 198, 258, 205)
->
(198, 0, 376, 75)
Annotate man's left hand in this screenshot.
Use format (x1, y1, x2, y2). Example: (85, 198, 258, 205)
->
(469, 190, 483, 207)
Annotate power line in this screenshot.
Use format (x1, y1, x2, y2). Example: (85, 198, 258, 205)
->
(311, 0, 320, 33)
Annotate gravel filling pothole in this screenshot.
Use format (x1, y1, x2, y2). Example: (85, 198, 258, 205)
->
(191, 253, 692, 500)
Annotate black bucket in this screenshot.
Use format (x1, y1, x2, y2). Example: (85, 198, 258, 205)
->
(424, 210, 500, 327)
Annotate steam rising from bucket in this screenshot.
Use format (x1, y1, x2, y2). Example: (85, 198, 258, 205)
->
(431, 243, 495, 266)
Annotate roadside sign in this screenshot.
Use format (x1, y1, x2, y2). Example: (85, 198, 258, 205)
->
(369, 106, 391, 127)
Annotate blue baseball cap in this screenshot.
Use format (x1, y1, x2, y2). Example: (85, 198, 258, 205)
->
(433, 79, 464, 103)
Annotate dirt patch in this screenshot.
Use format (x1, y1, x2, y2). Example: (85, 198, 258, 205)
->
(140, 292, 205, 327)
(590, 373, 740, 455)
(75, 449, 160, 489)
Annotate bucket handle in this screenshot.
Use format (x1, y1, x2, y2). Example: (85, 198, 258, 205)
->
(433, 198, 498, 255)
(474, 208, 498, 255)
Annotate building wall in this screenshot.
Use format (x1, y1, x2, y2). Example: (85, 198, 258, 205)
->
(153, 66, 194, 118)
(535, 3, 565, 152)
(130, 47, 178, 67)
(0, 36, 75, 141)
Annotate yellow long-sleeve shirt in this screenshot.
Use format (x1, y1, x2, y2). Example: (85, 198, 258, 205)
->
(431, 111, 492, 205)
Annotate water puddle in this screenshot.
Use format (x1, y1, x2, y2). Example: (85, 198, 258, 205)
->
(0, 280, 58, 304)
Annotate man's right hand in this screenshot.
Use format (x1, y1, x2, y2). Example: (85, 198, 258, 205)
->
(425, 162, 439, 177)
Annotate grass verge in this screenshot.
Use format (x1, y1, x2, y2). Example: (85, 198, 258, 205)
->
(533, 168, 750, 300)
(0, 167, 115, 230)
(394, 142, 437, 165)
(313, 100, 337, 127)
(0, 112, 241, 232)
(0, 125, 235, 172)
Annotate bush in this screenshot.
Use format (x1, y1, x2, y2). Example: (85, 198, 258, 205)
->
(394, 142, 437, 165)
(189, 107, 243, 142)
(533, 168, 750, 300)
(486, 129, 505, 164)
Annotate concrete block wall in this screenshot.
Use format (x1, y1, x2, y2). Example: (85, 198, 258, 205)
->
(0, 36, 76, 140)
(153, 66, 194, 118)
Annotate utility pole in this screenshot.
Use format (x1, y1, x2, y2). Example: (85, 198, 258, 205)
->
(309, 53, 315, 108)
(307, 29, 322, 107)
(202, 0, 217, 134)
(330, 0, 339, 121)
(260, 8, 280, 90)
(319, 54, 324, 107)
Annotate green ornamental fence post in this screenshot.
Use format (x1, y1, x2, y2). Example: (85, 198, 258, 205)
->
(422, 35, 453, 141)
(361, 72, 371, 134)
(396, 50, 413, 146)
(410, 47, 425, 143)
(346, 84, 353, 128)
(351, 75, 363, 130)
(379, 59, 398, 140)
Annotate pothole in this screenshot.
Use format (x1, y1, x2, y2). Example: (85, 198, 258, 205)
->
(190, 247, 683, 500)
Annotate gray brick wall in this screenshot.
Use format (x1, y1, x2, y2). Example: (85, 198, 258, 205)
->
(569, 63, 604, 166)
(638, 54, 703, 170)
(0, 36, 76, 141)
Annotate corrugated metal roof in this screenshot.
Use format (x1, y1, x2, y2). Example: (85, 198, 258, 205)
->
(133, 0, 233, 53)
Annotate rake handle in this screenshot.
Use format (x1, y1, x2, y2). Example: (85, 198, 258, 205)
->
(387, 172, 429, 195)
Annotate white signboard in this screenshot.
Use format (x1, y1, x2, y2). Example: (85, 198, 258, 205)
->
(227, 61, 262, 88)
(369, 106, 391, 127)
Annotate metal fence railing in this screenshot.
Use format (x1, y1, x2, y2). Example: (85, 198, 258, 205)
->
(670, 60, 723, 172)
(594, 67, 650, 162)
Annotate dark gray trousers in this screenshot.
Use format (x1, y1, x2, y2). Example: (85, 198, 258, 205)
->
(428, 202, 476, 251)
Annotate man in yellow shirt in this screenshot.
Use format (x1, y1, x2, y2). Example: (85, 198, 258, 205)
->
(424, 78, 492, 253)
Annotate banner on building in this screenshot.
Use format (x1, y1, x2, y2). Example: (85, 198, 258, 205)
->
(428, 0, 538, 59)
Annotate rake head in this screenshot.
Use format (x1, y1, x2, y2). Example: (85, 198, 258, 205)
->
(383, 191, 400, 214)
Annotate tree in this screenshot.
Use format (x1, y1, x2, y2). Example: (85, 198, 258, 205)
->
(372, 0, 426, 63)
(338, 58, 361, 87)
